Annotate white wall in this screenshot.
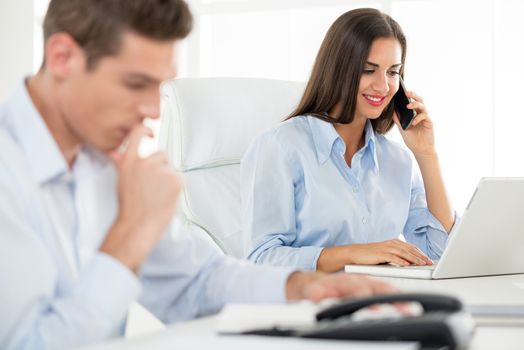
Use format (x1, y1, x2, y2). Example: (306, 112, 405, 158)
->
(0, 0, 34, 101)
(6, 0, 524, 211)
(183, 0, 524, 212)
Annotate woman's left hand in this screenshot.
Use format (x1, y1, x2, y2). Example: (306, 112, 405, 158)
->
(393, 91, 437, 157)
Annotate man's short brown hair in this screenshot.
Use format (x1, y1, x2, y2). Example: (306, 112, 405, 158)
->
(43, 0, 193, 70)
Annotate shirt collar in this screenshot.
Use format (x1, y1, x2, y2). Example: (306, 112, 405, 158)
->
(5, 80, 70, 184)
(307, 116, 340, 165)
(308, 116, 380, 174)
(363, 120, 380, 175)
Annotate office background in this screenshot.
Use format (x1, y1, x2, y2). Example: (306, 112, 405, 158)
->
(1, 0, 524, 212)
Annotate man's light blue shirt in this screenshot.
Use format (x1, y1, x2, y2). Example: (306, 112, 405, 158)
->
(241, 115, 453, 271)
(0, 82, 292, 350)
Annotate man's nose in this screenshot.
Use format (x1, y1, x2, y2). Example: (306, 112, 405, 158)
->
(139, 104, 160, 120)
(139, 89, 161, 119)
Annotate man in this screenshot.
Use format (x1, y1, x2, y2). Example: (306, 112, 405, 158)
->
(0, 0, 394, 349)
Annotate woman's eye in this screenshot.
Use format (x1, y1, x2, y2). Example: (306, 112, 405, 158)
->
(363, 69, 375, 74)
(388, 71, 401, 76)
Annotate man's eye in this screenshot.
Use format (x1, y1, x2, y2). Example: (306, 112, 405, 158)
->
(125, 82, 148, 90)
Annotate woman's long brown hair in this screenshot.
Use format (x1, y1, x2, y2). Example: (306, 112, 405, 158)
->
(287, 8, 407, 134)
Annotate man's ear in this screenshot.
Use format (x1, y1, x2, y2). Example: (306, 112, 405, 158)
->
(44, 32, 86, 79)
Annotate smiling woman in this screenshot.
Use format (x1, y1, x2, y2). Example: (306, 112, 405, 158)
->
(285, 9, 405, 134)
(241, 8, 456, 273)
(179, 0, 524, 215)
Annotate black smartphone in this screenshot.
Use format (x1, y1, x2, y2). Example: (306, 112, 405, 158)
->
(394, 77, 416, 130)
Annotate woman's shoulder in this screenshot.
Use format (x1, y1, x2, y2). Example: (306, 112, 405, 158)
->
(242, 116, 315, 176)
(252, 115, 314, 149)
(269, 115, 311, 136)
(374, 133, 412, 163)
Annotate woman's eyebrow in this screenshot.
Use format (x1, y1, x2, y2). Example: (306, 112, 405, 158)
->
(365, 61, 403, 69)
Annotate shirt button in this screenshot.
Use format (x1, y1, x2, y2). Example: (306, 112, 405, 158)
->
(362, 217, 367, 224)
(353, 185, 359, 192)
(62, 173, 73, 182)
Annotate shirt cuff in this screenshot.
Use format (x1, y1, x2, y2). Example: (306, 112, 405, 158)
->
(249, 242, 324, 272)
(310, 246, 324, 271)
(248, 265, 294, 303)
(405, 209, 459, 260)
(73, 253, 142, 324)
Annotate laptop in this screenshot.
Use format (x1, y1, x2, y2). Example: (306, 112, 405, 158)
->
(345, 177, 524, 279)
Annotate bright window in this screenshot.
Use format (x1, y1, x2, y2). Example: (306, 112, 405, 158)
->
(183, 0, 524, 211)
(33, 0, 524, 211)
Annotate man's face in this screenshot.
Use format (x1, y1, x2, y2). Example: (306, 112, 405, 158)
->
(58, 32, 176, 153)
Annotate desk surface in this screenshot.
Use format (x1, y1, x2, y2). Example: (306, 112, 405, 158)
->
(86, 274, 524, 350)
(86, 316, 417, 350)
(85, 315, 524, 350)
(378, 273, 524, 305)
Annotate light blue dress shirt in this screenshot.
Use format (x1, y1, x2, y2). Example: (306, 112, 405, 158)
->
(0, 82, 292, 350)
(241, 115, 452, 271)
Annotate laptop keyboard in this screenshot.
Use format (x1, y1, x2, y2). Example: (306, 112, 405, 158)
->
(402, 264, 437, 270)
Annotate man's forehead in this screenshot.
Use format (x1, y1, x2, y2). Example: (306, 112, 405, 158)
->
(111, 31, 178, 79)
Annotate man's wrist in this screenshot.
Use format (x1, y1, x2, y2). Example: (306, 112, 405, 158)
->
(99, 218, 145, 273)
(285, 271, 324, 301)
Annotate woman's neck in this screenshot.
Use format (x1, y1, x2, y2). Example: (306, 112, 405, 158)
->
(329, 103, 367, 166)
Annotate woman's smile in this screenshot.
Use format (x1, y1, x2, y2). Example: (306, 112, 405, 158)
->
(363, 93, 387, 107)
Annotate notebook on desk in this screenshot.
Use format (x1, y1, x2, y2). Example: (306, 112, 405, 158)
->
(346, 177, 524, 279)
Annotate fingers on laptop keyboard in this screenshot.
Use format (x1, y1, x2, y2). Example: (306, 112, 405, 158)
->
(384, 240, 432, 266)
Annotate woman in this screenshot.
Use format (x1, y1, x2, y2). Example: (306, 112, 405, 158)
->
(241, 8, 456, 272)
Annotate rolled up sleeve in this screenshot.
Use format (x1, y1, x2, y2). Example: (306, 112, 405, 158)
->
(241, 130, 322, 271)
(402, 169, 459, 260)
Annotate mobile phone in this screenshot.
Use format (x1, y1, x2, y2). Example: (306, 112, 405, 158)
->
(394, 77, 416, 130)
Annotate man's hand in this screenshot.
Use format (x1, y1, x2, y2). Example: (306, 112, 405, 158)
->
(100, 125, 183, 272)
(285, 271, 397, 302)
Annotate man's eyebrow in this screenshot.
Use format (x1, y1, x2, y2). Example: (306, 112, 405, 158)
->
(365, 61, 403, 69)
(122, 73, 163, 85)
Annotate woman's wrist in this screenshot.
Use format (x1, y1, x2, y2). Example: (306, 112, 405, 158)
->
(414, 150, 438, 163)
(317, 245, 353, 272)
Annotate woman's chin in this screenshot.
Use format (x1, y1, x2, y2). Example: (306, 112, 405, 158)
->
(366, 113, 383, 120)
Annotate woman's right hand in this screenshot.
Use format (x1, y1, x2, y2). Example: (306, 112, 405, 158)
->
(317, 239, 433, 273)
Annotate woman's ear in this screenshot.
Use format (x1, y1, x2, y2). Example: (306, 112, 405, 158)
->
(43, 32, 86, 79)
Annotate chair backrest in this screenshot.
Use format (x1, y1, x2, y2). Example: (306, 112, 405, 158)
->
(158, 77, 305, 258)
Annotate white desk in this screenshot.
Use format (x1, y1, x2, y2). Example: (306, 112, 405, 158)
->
(86, 274, 524, 350)
(378, 273, 524, 306)
(86, 316, 417, 350)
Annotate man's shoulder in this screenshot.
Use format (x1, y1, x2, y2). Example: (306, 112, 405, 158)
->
(0, 121, 33, 200)
(0, 121, 24, 166)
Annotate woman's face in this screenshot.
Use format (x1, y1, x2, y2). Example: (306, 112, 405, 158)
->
(355, 37, 402, 121)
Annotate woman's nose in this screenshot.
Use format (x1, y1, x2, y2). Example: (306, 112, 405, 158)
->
(372, 73, 390, 95)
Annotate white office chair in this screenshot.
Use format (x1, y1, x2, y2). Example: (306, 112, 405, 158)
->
(158, 78, 304, 258)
